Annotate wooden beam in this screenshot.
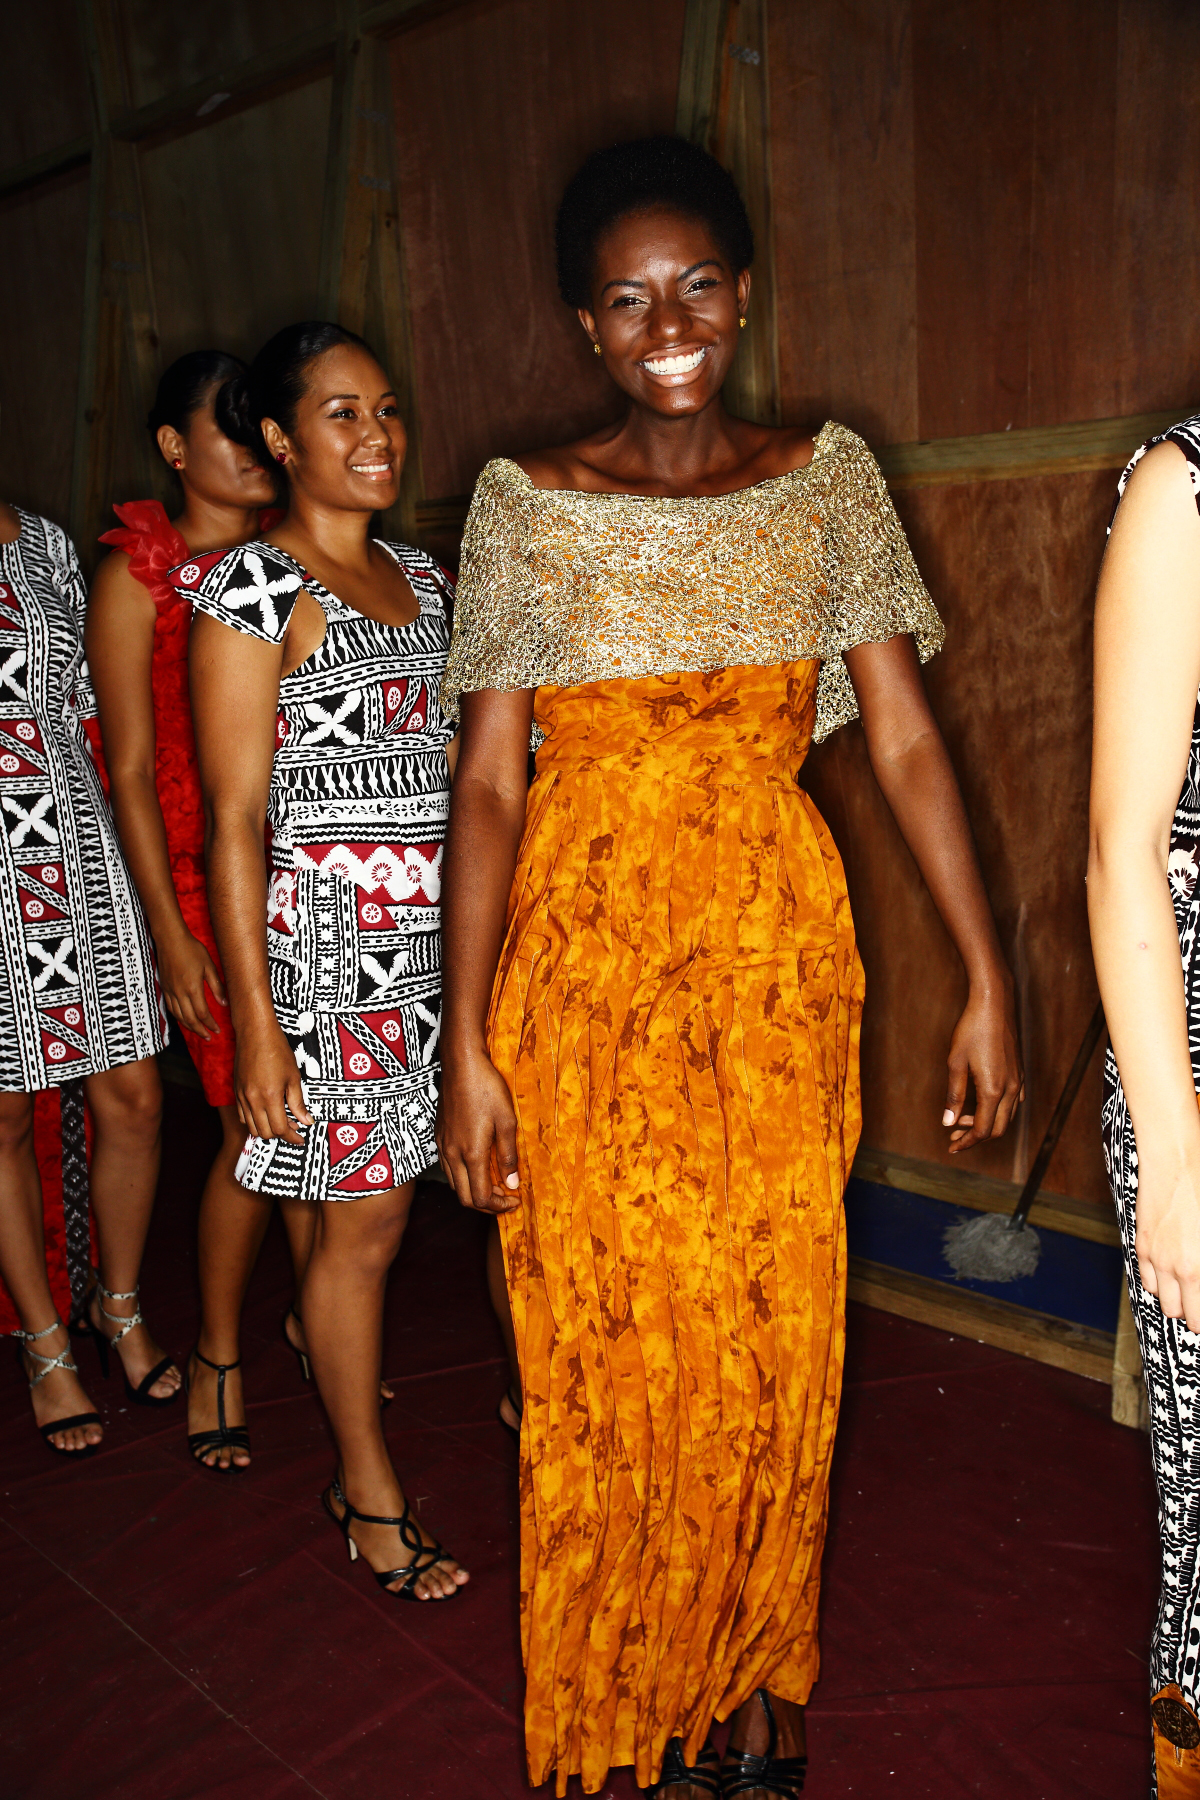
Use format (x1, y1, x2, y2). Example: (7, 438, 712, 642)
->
(106, 25, 339, 147)
(70, 0, 163, 563)
(358, 0, 473, 35)
(848, 1256, 1116, 1384)
(319, 7, 425, 540)
(877, 407, 1186, 489)
(0, 136, 91, 204)
(1111, 1284, 1148, 1430)
(676, 0, 730, 148)
(852, 1144, 1120, 1247)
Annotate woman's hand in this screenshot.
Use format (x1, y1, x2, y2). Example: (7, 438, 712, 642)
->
(1135, 1148, 1200, 1333)
(156, 925, 227, 1040)
(943, 982, 1024, 1152)
(437, 1046, 521, 1213)
(234, 1016, 312, 1144)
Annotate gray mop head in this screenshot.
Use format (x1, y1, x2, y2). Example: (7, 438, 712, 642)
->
(942, 1211, 1042, 1282)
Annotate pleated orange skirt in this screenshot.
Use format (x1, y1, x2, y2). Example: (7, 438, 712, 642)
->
(489, 662, 863, 1794)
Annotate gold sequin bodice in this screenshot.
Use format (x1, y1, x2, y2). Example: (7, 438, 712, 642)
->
(442, 420, 944, 744)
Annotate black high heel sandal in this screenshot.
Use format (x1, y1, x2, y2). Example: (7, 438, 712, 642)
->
(16, 1321, 101, 1458)
(186, 1349, 251, 1468)
(722, 1689, 807, 1797)
(284, 1306, 393, 1406)
(74, 1280, 179, 1407)
(642, 1736, 722, 1797)
(321, 1475, 460, 1602)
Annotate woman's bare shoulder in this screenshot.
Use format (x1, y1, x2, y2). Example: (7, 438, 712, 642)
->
(88, 545, 154, 614)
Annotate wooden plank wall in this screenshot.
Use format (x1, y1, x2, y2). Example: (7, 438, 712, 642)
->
(2, 0, 1199, 1218)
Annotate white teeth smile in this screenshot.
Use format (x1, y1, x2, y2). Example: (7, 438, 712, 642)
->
(641, 348, 708, 375)
(352, 463, 391, 474)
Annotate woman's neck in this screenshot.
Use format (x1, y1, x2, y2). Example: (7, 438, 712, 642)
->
(582, 397, 767, 491)
(267, 491, 376, 575)
(174, 491, 265, 555)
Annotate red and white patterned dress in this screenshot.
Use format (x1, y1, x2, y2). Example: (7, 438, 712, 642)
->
(172, 540, 453, 1202)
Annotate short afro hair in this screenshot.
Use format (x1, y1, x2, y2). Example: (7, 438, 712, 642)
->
(555, 135, 754, 308)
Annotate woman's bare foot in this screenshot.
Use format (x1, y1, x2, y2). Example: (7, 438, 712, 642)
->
(185, 1346, 250, 1469)
(88, 1286, 181, 1400)
(21, 1323, 103, 1453)
(326, 1473, 469, 1600)
(723, 1690, 807, 1799)
(285, 1307, 393, 1403)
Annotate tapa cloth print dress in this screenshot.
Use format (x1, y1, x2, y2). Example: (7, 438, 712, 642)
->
(1102, 411, 1200, 1793)
(172, 540, 453, 1202)
(0, 510, 162, 1091)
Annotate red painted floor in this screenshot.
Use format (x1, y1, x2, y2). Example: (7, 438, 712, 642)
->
(1, 1086, 1160, 1799)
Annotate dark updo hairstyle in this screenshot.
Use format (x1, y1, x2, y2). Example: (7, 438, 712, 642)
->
(215, 321, 373, 469)
(555, 135, 754, 309)
(147, 349, 246, 435)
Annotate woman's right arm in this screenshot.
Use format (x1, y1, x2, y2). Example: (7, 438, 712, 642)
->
(1089, 440, 1200, 1331)
(437, 689, 534, 1212)
(189, 611, 311, 1144)
(86, 554, 226, 1039)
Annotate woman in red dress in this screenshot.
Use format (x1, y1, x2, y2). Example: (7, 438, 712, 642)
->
(84, 351, 315, 1469)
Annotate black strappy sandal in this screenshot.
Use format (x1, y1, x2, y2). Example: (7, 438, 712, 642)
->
(74, 1280, 179, 1406)
(185, 1348, 251, 1468)
(722, 1690, 807, 1797)
(322, 1475, 461, 1601)
(642, 1736, 722, 1796)
(16, 1321, 101, 1458)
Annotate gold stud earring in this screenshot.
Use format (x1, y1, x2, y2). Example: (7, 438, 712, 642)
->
(739, 316, 747, 329)
(594, 342, 602, 356)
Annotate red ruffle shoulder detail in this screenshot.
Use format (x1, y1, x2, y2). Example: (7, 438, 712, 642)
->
(98, 500, 191, 609)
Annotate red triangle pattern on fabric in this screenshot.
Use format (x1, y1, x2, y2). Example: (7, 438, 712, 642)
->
(335, 1021, 385, 1082)
(356, 1008, 408, 1068)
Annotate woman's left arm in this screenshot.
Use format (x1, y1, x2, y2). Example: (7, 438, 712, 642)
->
(844, 634, 1023, 1151)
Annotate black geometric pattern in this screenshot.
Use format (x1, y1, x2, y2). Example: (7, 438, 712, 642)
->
(174, 539, 454, 1202)
(0, 511, 162, 1092)
(1103, 413, 1200, 1775)
(58, 1078, 91, 1308)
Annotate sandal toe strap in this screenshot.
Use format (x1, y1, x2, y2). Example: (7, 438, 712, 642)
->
(722, 1751, 808, 1797)
(188, 1426, 251, 1459)
(644, 1737, 723, 1797)
(131, 1355, 176, 1398)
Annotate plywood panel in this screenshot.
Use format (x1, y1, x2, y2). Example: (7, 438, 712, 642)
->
(912, 0, 1121, 440)
(770, 0, 918, 447)
(0, 1, 90, 168)
(805, 467, 1114, 1209)
(139, 78, 331, 373)
(0, 170, 91, 527)
(115, 0, 335, 109)
(391, 0, 688, 501)
(1113, 0, 1200, 417)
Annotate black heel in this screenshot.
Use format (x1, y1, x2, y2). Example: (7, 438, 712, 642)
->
(74, 1280, 178, 1406)
(16, 1322, 101, 1459)
(321, 1476, 460, 1602)
(282, 1307, 311, 1382)
(722, 1690, 807, 1796)
(642, 1736, 721, 1796)
(186, 1348, 250, 1468)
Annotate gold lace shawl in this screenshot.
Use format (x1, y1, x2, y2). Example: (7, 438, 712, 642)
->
(441, 420, 944, 743)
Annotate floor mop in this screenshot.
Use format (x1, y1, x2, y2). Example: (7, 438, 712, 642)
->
(942, 1000, 1106, 1282)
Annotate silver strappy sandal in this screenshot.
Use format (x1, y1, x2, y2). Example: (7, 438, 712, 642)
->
(16, 1318, 101, 1457)
(74, 1281, 179, 1407)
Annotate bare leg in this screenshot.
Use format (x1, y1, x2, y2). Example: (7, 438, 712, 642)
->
(282, 1196, 394, 1404)
(303, 1183, 467, 1600)
(0, 1091, 101, 1452)
(82, 1057, 179, 1400)
(187, 1103, 268, 1468)
(488, 1216, 521, 1429)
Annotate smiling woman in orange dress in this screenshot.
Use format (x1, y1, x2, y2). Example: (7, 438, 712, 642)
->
(437, 138, 1023, 1799)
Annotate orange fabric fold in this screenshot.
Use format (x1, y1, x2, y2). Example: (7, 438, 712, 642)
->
(488, 662, 864, 1794)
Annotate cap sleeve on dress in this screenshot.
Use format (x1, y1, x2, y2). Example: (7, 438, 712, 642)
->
(172, 542, 304, 645)
(811, 427, 945, 743)
(440, 461, 546, 723)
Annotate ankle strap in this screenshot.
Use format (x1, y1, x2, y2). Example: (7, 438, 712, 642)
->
(99, 1284, 139, 1303)
(193, 1350, 240, 1373)
(17, 1317, 65, 1345)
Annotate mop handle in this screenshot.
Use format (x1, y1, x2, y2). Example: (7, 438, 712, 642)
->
(1007, 999, 1106, 1230)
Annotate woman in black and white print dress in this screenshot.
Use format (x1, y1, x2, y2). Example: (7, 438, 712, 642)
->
(189, 322, 467, 1600)
(1092, 412, 1200, 1791)
(0, 502, 177, 1459)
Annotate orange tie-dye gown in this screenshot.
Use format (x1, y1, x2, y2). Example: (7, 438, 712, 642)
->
(443, 425, 943, 1794)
